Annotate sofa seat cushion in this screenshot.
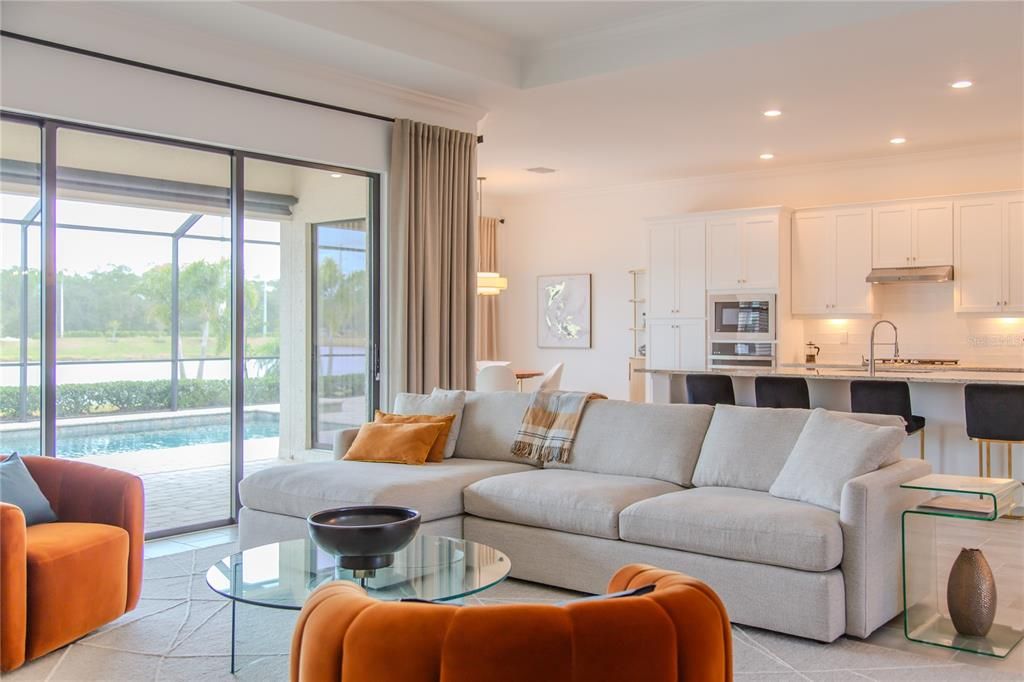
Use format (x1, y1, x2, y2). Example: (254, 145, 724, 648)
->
(25, 522, 129, 660)
(464, 470, 681, 540)
(620, 487, 842, 572)
(239, 459, 533, 522)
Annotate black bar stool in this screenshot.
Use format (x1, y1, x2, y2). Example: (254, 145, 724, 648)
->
(755, 376, 810, 409)
(965, 383, 1024, 478)
(850, 380, 926, 459)
(685, 374, 736, 406)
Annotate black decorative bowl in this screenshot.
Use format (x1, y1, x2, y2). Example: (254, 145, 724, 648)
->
(307, 506, 421, 571)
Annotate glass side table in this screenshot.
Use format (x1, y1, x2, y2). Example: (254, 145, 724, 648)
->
(901, 474, 1023, 658)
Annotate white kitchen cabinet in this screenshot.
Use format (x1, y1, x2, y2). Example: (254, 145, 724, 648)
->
(792, 208, 873, 315)
(706, 216, 743, 290)
(1004, 196, 1024, 313)
(791, 212, 832, 314)
(648, 224, 678, 318)
(707, 213, 781, 290)
(646, 319, 705, 370)
(954, 193, 1024, 314)
(647, 219, 706, 317)
(913, 202, 954, 266)
(873, 201, 952, 268)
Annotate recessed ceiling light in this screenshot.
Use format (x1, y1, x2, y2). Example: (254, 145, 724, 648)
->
(763, 109, 782, 118)
(889, 137, 907, 145)
(759, 153, 775, 160)
(951, 80, 973, 89)
(525, 167, 557, 174)
(330, 173, 342, 178)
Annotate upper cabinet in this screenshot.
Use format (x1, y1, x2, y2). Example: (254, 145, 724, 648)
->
(707, 211, 783, 291)
(955, 192, 1024, 314)
(872, 201, 953, 268)
(647, 218, 706, 318)
(792, 207, 873, 315)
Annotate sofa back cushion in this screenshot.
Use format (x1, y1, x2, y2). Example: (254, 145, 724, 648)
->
(546, 401, 714, 486)
(692, 405, 907, 492)
(692, 405, 810, 492)
(453, 391, 537, 464)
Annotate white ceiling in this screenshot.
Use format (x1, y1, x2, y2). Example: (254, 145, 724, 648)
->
(4, 1, 1022, 196)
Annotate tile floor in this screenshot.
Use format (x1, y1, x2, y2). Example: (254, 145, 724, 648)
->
(140, 526, 1024, 680)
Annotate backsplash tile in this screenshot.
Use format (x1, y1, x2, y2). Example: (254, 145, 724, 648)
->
(800, 282, 1024, 367)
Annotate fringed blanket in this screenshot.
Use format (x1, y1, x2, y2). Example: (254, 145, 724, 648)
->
(511, 390, 606, 464)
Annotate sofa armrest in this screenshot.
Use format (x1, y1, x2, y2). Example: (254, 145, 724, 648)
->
(332, 428, 362, 460)
(839, 458, 931, 638)
(21, 456, 144, 612)
(1, 503, 27, 672)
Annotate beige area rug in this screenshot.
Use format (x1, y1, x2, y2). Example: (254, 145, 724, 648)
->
(6, 542, 1022, 681)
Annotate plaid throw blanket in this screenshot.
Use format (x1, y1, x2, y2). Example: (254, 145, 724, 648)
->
(511, 390, 606, 464)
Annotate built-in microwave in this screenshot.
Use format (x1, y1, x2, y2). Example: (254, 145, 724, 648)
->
(709, 293, 776, 342)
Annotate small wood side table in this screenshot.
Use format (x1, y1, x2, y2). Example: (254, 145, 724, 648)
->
(513, 370, 543, 392)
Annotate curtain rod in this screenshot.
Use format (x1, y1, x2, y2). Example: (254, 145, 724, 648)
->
(0, 30, 485, 143)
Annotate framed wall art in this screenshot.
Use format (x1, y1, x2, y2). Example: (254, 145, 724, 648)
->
(537, 273, 591, 348)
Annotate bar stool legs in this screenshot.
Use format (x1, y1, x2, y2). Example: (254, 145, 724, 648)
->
(919, 428, 925, 460)
(975, 439, 1017, 479)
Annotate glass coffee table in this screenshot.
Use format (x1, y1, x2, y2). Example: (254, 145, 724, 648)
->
(206, 535, 510, 672)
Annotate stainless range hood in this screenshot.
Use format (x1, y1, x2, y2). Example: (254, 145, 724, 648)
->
(865, 265, 953, 284)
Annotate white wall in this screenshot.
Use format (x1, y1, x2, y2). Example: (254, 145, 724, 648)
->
(493, 144, 1024, 399)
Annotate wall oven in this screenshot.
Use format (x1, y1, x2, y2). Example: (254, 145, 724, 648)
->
(708, 294, 776, 368)
(708, 341, 776, 369)
(709, 294, 775, 342)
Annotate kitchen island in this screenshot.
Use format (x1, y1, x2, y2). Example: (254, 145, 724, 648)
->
(641, 365, 1024, 477)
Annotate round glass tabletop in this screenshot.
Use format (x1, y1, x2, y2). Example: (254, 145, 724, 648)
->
(205, 534, 510, 610)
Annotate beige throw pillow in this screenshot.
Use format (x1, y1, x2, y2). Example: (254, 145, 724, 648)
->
(393, 390, 466, 459)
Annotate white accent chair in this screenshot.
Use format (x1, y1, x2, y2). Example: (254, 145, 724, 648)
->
(538, 362, 564, 391)
(476, 365, 517, 392)
(476, 360, 511, 372)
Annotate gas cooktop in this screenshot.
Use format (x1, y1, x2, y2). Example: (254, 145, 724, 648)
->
(868, 358, 960, 367)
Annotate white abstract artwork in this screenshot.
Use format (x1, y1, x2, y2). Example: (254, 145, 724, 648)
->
(537, 274, 591, 348)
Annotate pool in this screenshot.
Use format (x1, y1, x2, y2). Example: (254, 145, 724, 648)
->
(1, 415, 279, 458)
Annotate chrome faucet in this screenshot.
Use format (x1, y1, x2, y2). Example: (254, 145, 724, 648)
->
(868, 320, 900, 377)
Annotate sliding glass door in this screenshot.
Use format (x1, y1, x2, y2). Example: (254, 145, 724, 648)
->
(0, 120, 42, 456)
(243, 156, 378, 461)
(0, 112, 380, 537)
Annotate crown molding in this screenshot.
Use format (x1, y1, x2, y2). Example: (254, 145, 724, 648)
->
(2, 2, 488, 130)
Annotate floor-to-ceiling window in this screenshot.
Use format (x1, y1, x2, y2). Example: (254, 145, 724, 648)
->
(0, 120, 42, 456)
(0, 113, 380, 537)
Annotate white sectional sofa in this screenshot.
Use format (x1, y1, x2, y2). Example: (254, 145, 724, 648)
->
(238, 391, 930, 642)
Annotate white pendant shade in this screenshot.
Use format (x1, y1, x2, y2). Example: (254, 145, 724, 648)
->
(477, 271, 508, 295)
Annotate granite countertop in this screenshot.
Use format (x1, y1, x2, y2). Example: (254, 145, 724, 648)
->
(637, 365, 1024, 385)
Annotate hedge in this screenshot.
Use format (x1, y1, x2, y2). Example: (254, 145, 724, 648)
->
(0, 373, 365, 420)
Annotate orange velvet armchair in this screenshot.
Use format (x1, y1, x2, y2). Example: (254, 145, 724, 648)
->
(1, 455, 144, 672)
(291, 563, 732, 682)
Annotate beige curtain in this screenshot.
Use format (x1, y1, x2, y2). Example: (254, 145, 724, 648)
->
(386, 119, 477, 400)
(476, 216, 500, 361)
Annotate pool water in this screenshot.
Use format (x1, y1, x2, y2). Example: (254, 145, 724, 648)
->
(1, 417, 279, 458)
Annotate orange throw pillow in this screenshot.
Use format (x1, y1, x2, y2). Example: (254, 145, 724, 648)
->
(343, 422, 446, 465)
(374, 410, 456, 463)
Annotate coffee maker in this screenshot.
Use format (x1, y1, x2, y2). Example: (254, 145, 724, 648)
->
(805, 342, 821, 364)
